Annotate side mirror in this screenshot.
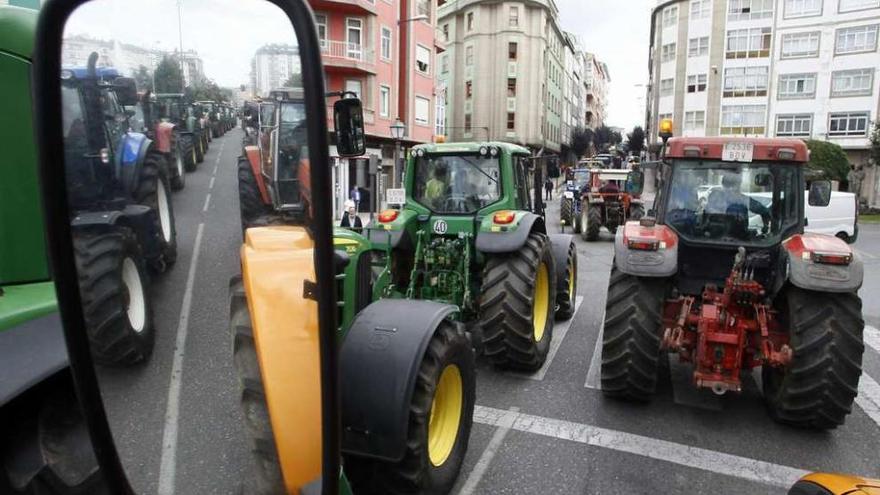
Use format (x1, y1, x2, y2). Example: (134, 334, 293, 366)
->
(808, 180, 832, 207)
(113, 77, 138, 106)
(334, 97, 366, 158)
(625, 170, 645, 195)
(754, 173, 772, 187)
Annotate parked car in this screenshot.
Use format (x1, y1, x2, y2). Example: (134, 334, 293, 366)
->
(746, 191, 857, 244)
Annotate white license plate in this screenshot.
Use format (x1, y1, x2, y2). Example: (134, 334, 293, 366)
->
(722, 142, 754, 163)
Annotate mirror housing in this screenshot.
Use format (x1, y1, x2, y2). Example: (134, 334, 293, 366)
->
(808, 180, 832, 207)
(112, 77, 138, 106)
(625, 170, 645, 195)
(333, 97, 366, 158)
(754, 173, 772, 187)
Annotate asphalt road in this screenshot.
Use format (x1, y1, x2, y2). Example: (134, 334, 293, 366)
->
(92, 137, 880, 494)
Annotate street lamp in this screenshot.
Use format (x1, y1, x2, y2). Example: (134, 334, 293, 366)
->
(390, 119, 406, 187)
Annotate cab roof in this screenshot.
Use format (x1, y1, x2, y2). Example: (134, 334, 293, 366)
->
(413, 141, 531, 155)
(0, 6, 37, 60)
(64, 67, 120, 80)
(665, 137, 809, 163)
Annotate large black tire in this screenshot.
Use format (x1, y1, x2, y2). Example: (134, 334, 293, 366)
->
(573, 202, 582, 234)
(346, 320, 475, 495)
(629, 203, 645, 221)
(762, 287, 864, 429)
(560, 198, 574, 231)
(582, 205, 602, 241)
(238, 156, 272, 234)
(133, 151, 177, 271)
(73, 228, 155, 366)
(555, 240, 578, 321)
(600, 265, 667, 401)
(197, 133, 207, 162)
(181, 133, 197, 172)
(169, 138, 186, 191)
(479, 232, 556, 370)
(0, 375, 108, 494)
(229, 278, 285, 495)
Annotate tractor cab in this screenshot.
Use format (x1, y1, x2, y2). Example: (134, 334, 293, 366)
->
(565, 168, 591, 194)
(257, 88, 309, 212)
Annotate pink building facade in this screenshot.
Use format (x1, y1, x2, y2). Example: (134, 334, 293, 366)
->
(308, 0, 441, 217)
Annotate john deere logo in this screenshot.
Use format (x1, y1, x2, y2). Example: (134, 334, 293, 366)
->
(433, 219, 448, 234)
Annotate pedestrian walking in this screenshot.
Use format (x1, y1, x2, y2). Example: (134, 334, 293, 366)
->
(544, 177, 553, 201)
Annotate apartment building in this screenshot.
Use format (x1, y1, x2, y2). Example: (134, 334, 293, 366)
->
(647, 0, 879, 180)
(583, 52, 610, 129)
(252, 44, 300, 96)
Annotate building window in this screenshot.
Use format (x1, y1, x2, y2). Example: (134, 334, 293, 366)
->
(510, 6, 519, 27)
(780, 32, 820, 58)
(784, 0, 822, 17)
(443, 24, 449, 41)
(687, 73, 707, 92)
(466, 45, 474, 65)
(829, 112, 870, 136)
(728, 0, 774, 20)
(507, 112, 516, 130)
(507, 78, 517, 97)
(467, 11, 474, 31)
(662, 5, 678, 27)
(661, 42, 676, 62)
(660, 78, 675, 96)
(720, 104, 766, 135)
(776, 114, 812, 137)
(416, 0, 430, 21)
(464, 113, 472, 133)
(509, 42, 517, 60)
(690, 0, 712, 19)
(831, 68, 875, 97)
(379, 85, 390, 117)
(726, 27, 771, 58)
(345, 79, 362, 99)
(688, 36, 709, 57)
(835, 25, 879, 55)
(441, 54, 449, 73)
(684, 111, 706, 130)
(381, 27, 392, 60)
(415, 96, 430, 125)
(315, 14, 327, 46)
(839, 0, 880, 12)
(415, 44, 430, 74)
(723, 66, 768, 97)
(778, 73, 817, 99)
(465, 80, 473, 98)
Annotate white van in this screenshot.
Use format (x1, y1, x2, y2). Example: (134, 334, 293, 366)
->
(805, 191, 857, 243)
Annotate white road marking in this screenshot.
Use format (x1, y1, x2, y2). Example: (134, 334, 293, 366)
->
(457, 407, 520, 495)
(208, 177, 215, 190)
(856, 248, 877, 260)
(584, 308, 606, 390)
(865, 325, 880, 354)
(157, 222, 205, 495)
(213, 164, 218, 175)
(856, 372, 880, 429)
(472, 405, 809, 488)
(202, 193, 211, 213)
(511, 296, 584, 381)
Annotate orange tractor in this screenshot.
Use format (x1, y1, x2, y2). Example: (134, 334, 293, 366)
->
(576, 166, 646, 241)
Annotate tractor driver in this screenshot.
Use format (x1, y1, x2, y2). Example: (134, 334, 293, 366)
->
(425, 162, 449, 207)
(706, 171, 771, 236)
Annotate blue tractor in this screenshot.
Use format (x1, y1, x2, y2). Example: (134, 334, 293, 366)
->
(61, 52, 178, 365)
(559, 167, 591, 234)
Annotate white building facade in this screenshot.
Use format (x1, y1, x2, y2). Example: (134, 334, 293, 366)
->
(252, 44, 300, 97)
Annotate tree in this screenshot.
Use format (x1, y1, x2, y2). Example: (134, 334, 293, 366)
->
(570, 126, 591, 158)
(134, 65, 153, 93)
(593, 125, 613, 152)
(154, 56, 183, 93)
(805, 139, 850, 183)
(626, 126, 645, 156)
(870, 120, 880, 168)
(609, 130, 623, 146)
(185, 80, 234, 103)
(284, 73, 302, 88)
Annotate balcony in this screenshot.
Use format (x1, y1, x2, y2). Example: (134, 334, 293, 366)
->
(321, 40, 376, 75)
(309, 0, 377, 16)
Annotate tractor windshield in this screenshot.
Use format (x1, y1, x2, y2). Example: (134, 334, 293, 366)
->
(664, 161, 800, 245)
(275, 101, 308, 207)
(571, 170, 590, 190)
(414, 154, 501, 214)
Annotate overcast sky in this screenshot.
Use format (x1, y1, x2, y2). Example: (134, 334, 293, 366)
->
(64, 0, 298, 87)
(556, 0, 653, 131)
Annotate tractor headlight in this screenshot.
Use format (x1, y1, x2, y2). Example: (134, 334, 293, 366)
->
(479, 146, 488, 156)
(416, 149, 425, 157)
(490, 147, 498, 157)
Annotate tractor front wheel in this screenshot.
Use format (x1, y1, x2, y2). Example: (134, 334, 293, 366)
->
(169, 141, 186, 191)
(600, 265, 666, 401)
(346, 321, 475, 495)
(182, 134, 197, 172)
(561, 198, 574, 231)
(762, 287, 864, 429)
(555, 239, 578, 321)
(134, 151, 177, 271)
(238, 156, 272, 234)
(73, 228, 154, 366)
(581, 205, 602, 241)
(479, 232, 556, 370)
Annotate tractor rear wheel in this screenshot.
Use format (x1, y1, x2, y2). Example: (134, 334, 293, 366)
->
(629, 204, 645, 221)
(479, 232, 556, 370)
(600, 265, 666, 401)
(346, 320, 475, 495)
(555, 239, 578, 321)
(762, 287, 864, 429)
(73, 228, 155, 366)
(561, 198, 574, 231)
(229, 278, 285, 495)
(238, 156, 272, 234)
(169, 141, 186, 191)
(134, 151, 177, 271)
(197, 135, 207, 162)
(181, 134, 197, 172)
(573, 203, 582, 234)
(581, 205, 602, 241)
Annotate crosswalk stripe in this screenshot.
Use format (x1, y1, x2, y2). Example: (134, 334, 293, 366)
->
(583, 308, 605, 390)
(864, 326, 880, 355)
(472, 405, 809, 488)
(856, 373, 880, 429)
(856, 249, 877, 260)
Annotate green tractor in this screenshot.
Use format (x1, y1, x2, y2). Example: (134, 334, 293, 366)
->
(365, 142, 579, 369)
(155, 93, 202, 170)
(0, 6, 102, 491)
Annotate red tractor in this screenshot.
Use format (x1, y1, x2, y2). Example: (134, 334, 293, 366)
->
(601, 134, 865, 429)
(578, 166, 646, 241)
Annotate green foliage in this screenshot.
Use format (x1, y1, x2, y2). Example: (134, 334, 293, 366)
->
(134, 65, 153, 93)
(283, 73, 303, 88)
(185, 80, 234, 103)
(805, 139, 850, 182)
(626, 126, 645, 155)
(154, 56, 183, 93)
(870, 120, 880, 168)
(570, 126, 591, 158)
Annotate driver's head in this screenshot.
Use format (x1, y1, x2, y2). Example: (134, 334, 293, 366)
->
(434, 163, 447, 180)
(721, 171, 741, 192)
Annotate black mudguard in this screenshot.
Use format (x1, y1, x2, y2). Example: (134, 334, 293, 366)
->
(340, 299, 457, 461)
(71, 204, 162, 261)
(548, 233, 574, 292)
(475, 212, 546, 253)
(0, 312, 67, 407)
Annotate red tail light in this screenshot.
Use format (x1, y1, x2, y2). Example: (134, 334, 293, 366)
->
(627, 238, 660, 251)
(378, 209, 399, 223)
(811, 251, 852, 265)
(493, 211, 516, 224)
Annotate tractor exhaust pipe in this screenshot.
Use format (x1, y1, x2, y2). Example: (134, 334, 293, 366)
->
(87, 51, 98, 78)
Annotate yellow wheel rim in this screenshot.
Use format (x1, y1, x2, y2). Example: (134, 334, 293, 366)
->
(428, 364, 463, 467)
(533, 262, 550, 342)
(568, 257, 575, 302)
